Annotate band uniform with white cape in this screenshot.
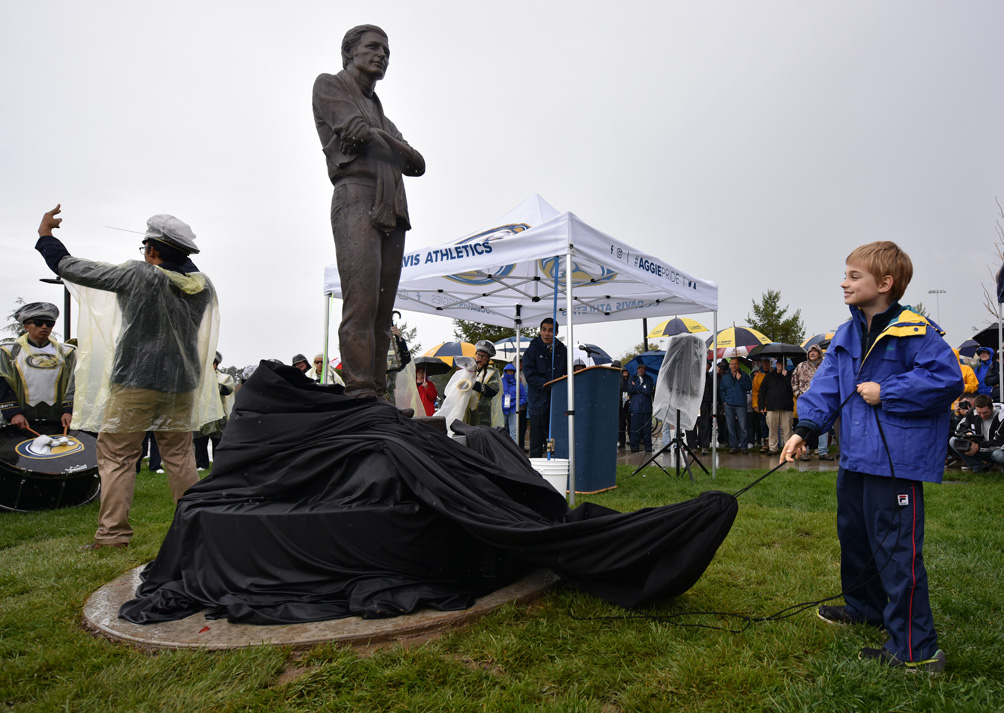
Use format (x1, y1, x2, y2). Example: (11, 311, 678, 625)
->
(0, 335, 76, 425)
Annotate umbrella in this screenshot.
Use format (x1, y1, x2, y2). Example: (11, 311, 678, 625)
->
(958, 338, 981, 358)
(413, 355, 453, 377)
(749, 342, 808, 360)
(706, 326, 770, 354)
(577, 343, 612, 365)
(423, 341, 476, 367)
(714, 346, 751, 359)
(623, 351, 666, 374)
(971, 324, 1003, 351)
(647, 317, 709, 339)
(492, 336, 533, 361)
(328, 355, 342, 370)
(801, 331, 836, 350)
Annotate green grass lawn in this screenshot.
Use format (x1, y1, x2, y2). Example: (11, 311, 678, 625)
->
(2, 464, 1002, 712)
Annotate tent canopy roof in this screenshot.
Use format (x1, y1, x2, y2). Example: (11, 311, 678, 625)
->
(323, 195, 718, 328)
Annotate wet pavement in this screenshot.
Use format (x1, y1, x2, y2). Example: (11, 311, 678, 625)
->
(615, 444, 840, 474)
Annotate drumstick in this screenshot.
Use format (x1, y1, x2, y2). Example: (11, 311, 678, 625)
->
(63, 423, 68, 436)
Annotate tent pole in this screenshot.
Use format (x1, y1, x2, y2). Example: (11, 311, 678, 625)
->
(642, 318, 648, 351)
(322, 295, 331, 384)
(515, 304, 522, 443)
(712, 311, 718, 479)
(565, 247, 576, 505)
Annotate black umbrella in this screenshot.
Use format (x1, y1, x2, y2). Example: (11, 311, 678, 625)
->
(972, 324, 1003, 350)
(958, 339, 980, 358)
(748, 342, 807, 360)
(413, 356, 453, 377)
(577, 343, 612, 365)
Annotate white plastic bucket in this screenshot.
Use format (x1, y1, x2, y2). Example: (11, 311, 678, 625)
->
(529, 457, 569, 495)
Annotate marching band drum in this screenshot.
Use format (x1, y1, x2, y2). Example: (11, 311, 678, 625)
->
(0, 421, 100, 512)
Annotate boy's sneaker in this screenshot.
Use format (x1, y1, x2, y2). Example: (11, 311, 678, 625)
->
(859, 647, 945, 674)
(816, 605, 882, 628)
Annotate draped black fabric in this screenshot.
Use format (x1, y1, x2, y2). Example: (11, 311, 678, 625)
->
(120, 362, 737, 625)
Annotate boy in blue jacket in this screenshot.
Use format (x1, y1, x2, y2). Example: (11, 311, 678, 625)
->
(501, 362, 527, 444)
(781, 241, 963, 673)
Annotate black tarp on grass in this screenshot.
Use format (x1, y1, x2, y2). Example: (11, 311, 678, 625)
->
(120, 362, 737, 625)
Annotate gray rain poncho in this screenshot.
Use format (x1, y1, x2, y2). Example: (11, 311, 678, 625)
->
(653, 334, 707, 430)
(61, 258, 222, 433)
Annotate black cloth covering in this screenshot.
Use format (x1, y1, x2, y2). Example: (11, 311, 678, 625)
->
(120, 362, 737, 625)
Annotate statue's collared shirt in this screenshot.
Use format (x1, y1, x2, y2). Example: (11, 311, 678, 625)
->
(312, 69, 425, 231)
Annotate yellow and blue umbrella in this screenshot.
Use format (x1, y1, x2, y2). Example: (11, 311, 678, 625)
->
(647, 317, 709, 339)
(801, 332, 836, 350)
(706, 326, 770, 357)
(423, 341, 476, 367)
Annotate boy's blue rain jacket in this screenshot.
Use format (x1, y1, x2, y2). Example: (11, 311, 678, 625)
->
(797, 305, 964, 483)
(501, 370, 527, 415)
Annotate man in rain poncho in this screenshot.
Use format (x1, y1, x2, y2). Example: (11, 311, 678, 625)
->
(0, 302, 76, 430)
(34, 205, 222, 549)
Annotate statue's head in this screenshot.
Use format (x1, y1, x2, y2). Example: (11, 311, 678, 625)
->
(341, 24, 389, 70)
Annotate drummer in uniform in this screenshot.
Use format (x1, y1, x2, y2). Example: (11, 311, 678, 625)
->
(465, 340, 503, 428)
(0, 302, 75, 431)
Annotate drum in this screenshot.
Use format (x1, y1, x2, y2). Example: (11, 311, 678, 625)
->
(0, 421, 100, 512)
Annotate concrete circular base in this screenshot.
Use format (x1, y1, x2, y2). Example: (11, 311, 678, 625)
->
(83, 566, 559, 651)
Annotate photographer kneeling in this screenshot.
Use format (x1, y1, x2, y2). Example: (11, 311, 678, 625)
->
(949, 393, 1004, 473)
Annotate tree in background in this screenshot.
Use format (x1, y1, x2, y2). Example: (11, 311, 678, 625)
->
(452, 319, 515, 346)
(980, 197, 1004, 326)
(2, 298, 27, 346)
(748, 289, 805, 344)
(910, 302, 930, 319)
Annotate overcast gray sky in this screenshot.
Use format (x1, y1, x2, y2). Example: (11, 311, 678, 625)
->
(3, 1, 1003, 366)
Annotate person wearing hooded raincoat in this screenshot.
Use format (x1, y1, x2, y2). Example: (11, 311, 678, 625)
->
(973, 346, 995, 397)
(500, 362, 526, 443)
(0, 302, 76, 430)
(34, 205, 222, 549)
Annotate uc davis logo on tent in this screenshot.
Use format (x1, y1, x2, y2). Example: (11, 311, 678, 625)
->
(444, 224, 528, 285)
(537, 256, 617, 287)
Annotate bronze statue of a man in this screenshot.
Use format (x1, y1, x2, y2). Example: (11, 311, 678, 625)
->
(312, 25, 425, 399)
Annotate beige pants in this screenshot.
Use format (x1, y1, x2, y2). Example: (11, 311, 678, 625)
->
(93, 430, 198, 544)
(766, 410, 793, 452)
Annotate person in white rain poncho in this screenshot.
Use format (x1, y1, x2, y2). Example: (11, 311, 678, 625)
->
(465, 341, 503, 428)
(34, 205, 222, 549)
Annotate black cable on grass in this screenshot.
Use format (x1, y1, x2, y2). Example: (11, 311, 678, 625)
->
(570, 387, 904, 633)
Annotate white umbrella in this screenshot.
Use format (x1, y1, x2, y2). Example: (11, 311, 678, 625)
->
(493, 336, 534, 361)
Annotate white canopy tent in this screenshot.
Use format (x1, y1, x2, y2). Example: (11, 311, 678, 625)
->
(322, 195, 720, 502)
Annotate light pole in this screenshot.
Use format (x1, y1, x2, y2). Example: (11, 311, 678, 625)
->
(40, 277, 71, 341)
(927, 289, 946, 324)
